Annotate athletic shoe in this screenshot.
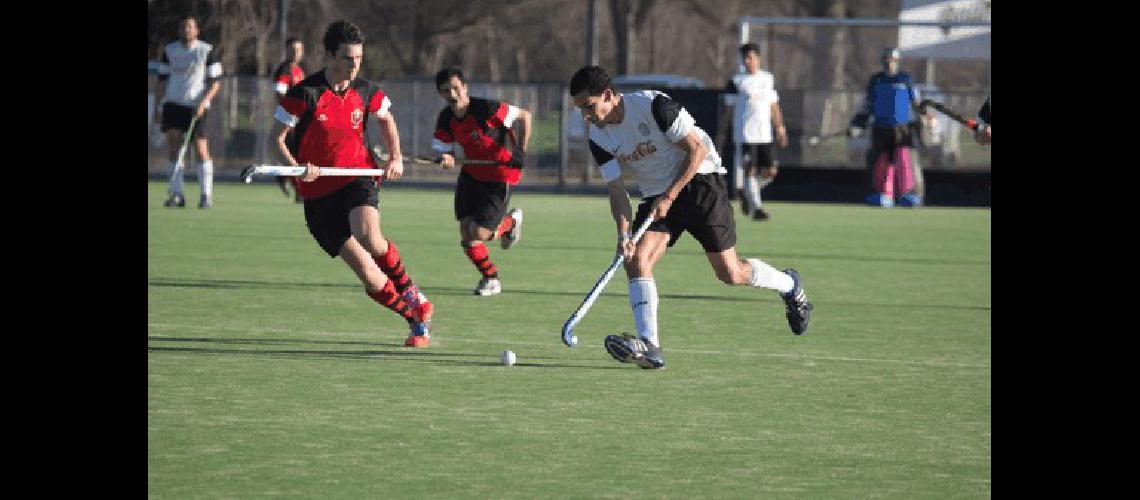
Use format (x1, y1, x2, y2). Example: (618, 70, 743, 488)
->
(781, 268, 813, 335)
(637, 341, 666, 370)
(752, 207, 770, 221)
(603, 333, 664, 369)
(164, 193, 185, 208)
(738, 189, 752, 216)
(865, 193, 894, 208)
(405, 320, 431, 347)
(198, 195, 212, 209)
(402, 284, 433, 323)
(501, 208, 523, 249)
(473, 277, 501, 296)
(899, 193, 922, 207)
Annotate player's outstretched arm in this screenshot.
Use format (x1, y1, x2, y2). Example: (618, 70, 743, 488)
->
(771, 101, 788, 148)
(655, 129, 706, 220)
(606, 178, 636, 260)
(376, 111, 404, 180)
(512, 107, 533, 152)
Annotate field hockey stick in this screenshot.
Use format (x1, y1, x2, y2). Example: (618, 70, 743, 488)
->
(920, 99, 979, 130)
(169, 114, 199, 183)
(560, 215, 657, 348)
(371, 146, 505, 166)
(806, 130, 850, 146)
(240, 165, 386, 183)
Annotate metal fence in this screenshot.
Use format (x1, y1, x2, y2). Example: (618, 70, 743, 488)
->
(148, 75, 599, 188)
(148, 74, 989, 189)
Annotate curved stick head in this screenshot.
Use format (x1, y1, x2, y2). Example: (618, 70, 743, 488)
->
(240, 165, 255, 184)
(560, 322, 579, 348)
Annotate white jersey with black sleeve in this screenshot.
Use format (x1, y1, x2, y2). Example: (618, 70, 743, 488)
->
(588, 90, 724, 198)
(157, 40, 223, 107)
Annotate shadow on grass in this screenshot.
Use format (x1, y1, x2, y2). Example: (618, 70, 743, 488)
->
(146, 277, 756, 302)
(147, 336, 624, 370)
(515, 244, 991, 266)
(148, 277, 989, 311)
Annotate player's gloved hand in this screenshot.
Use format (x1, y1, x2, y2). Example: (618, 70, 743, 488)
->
(509, 148, 526, 169)
(440, 153, 455, 169)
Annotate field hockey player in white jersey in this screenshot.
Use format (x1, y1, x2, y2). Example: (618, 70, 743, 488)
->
(569, 65, 813, 370)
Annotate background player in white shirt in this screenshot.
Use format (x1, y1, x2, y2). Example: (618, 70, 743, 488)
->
(725, 43, 787, 221)
(569, 66, 813, 370)
(155, 16, 222, 209)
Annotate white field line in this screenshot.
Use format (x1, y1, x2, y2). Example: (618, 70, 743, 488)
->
(148, 323, 990, 369)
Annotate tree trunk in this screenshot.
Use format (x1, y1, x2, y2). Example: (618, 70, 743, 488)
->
(487, 24, 501, 82)
(609, 0, 638, 74)
(516, 47, 528, 82)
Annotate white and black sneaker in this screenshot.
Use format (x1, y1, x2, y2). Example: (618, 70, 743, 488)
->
(164, 193, 185, 208)
(473, 277, 502, 296)
(781, 268, 813, 335)
(604, 333, 665, 370)
(501, 208, 523, 250)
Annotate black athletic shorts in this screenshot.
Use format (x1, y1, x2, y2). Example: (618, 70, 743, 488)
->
(160, 103, 208, 139)
(633, 173, 737, 253)
(871, 124, 914, 159)
(454, 170, 511, 230)
(741, 143, 777, 169)
(303, 177, 380, 258)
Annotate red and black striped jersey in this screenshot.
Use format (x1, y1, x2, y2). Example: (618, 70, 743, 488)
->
(432, 97, 523, 185)
(274, 71, 391, 199)
(272, 61, 305, 100)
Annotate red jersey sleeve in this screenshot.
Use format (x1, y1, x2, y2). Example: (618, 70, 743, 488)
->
(487, 102, 510, 128)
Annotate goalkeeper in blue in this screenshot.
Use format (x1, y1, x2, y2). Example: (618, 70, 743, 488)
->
(569, 65, 813, 370)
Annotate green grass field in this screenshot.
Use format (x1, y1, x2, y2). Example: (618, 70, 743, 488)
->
(148, 180, 990, 498)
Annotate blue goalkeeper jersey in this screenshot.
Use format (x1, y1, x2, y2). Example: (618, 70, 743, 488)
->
(865, 72, 918, 127)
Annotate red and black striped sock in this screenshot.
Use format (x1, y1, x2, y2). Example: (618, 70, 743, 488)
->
(374, 241, 412, 294)
(492, 214, 515, 240)
(462, 241, 498, 279)
(366, 279, 415, 324)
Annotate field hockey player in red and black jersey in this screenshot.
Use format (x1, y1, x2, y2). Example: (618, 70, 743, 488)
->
(271, 37, 307, 201)
(431, 67, 532, 296)
(270, 20, 435, 348)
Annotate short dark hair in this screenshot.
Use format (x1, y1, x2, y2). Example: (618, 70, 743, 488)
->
(739, 43, 759, 57)
(435, 67, 466, 88)
(569, 65, 612, 97)
(323, 20, 365, 56)
(286, 37, 302, 46)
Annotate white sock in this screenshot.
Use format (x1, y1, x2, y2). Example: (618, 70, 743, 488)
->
(746, 174, 761, 208)
(628, 277, 659, 347)
(747, 258, 794, 294)
(198, 160, 213, 197)
(757, 173, 774, 190)
(168, 160, 184, 196)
